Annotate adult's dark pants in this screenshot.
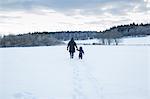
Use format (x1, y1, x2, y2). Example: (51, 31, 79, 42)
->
(70, 52, 74, 59)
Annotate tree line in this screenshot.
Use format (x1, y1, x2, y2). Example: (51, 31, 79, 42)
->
(0, 23, 149, 47)
(0, 33, 64, 47)
(97, 23, 150, 45)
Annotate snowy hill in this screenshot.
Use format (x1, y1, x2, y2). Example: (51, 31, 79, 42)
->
(120, 36, 150, 45)
(0, 45, 149, 99)
(64, 36, 150, 45)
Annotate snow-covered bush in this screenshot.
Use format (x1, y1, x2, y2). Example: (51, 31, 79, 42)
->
(0, 34, 64, 47)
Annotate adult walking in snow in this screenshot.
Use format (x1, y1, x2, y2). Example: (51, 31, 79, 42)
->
(67, 38, 78, 59)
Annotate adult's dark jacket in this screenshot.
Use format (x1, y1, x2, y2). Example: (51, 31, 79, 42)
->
(67, 40, 77, 53)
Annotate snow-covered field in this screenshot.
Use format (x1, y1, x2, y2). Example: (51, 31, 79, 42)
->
(120, 36, 150, 45)
(0, 45, 149, 99)
(63, 36, 150, 45)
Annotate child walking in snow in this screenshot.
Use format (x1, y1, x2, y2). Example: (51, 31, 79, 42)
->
(77, 46, 84, 59)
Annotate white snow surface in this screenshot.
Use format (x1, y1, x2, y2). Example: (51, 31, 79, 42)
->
(64, 39, 99, 45)
(0, 45, 150, 99)
(120, 36, 150, 45)
(63, 36, 150, 45)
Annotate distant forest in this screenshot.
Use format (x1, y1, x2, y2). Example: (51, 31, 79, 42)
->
(0, 23, 150, 47)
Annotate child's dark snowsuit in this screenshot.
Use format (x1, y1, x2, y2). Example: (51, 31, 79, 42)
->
(78, 47, 84, 59)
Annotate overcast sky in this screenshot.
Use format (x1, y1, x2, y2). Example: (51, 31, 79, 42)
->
(0, 0, 150, 34)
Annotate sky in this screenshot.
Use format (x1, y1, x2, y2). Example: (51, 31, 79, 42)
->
(0, 0, 150, 34)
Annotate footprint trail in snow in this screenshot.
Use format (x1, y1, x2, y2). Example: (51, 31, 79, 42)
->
(70, 60, 103, 99)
